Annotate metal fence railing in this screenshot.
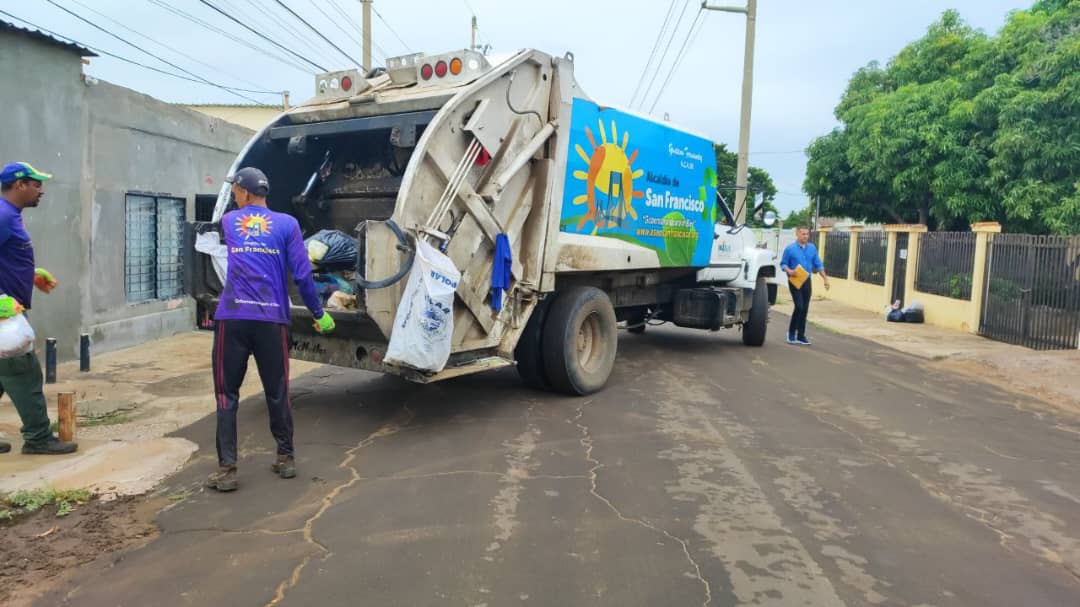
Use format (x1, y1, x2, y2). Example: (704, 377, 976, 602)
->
(855, 231, 887, 285)
(824, 232, 850, 279)
(980, 234, 1080, 350)
(916, 232, 976, 300)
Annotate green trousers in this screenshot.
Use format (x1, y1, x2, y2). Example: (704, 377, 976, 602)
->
(0, 352, 52, 445)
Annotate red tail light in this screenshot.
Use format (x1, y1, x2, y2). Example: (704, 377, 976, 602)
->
(420, 64, 433, 80)
(435, 60, 448, 78)
(341, 76, 353, 91)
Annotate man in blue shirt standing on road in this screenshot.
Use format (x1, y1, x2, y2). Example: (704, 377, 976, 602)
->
(780, 226, 830, 345)
(0, 162, 77, 455)
(206, 167, 335, 492)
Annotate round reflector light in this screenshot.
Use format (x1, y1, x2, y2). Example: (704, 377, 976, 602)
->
(420, 64, 433, 80)
(341, 75, 353, 91)
(435, 60, 448, 78)
(449, 58, 463, 75)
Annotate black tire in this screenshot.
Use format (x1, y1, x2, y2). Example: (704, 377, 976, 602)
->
(515, 296, 553, 391)
(542, 287, 618, 395)
(742, 277, 769, 346)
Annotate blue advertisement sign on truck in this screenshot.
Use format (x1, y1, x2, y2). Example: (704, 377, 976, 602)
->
(559, 98, 718, 267)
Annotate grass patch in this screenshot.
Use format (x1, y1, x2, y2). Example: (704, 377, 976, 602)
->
(79, 410, 133, 427)
(1, 487, 92, 522)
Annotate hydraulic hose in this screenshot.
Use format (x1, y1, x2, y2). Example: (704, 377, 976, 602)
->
(354, 219, 416, 290)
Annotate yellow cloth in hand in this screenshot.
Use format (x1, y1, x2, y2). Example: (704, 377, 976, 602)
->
(789, 266, 810, 289)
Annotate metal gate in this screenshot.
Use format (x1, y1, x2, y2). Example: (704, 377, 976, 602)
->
(979, 234, 1080, 350)
(891, 233, 908, 305)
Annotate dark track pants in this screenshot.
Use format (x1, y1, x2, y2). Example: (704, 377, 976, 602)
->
(213, 319, 293, 467)
(788, 280, 813, 339)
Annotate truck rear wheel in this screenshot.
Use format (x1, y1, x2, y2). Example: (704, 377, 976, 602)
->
(515, 296, 552, 391)
(742, 277, 769, 346)
(542, 287, 617, 395)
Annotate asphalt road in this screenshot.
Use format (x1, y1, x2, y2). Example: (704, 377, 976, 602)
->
(39, 318, 1080, 607)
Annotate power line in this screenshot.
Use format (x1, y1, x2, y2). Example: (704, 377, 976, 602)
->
(65, 0, 279, 95)
(629, 0, 678, 108)
(636, 0, 692, 111)
(270, 0, 361, 68)
(305, 0, 366, 63)
(371, 5, 412, 53)
(0, 8, 275, 100)
(232, 0, 339, 68)
(333, 0, 391, 63)
(145, 0, 312, 73)
(196, 0, 328, 71)
(648, 9, 706, 113)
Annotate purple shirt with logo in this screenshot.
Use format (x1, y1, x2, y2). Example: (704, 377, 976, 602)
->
(0, 198, 35, 309)
(215, 207, 323, 324)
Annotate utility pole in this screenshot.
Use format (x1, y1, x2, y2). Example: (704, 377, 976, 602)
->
(361, 0, 372, 72)
(282, 91, 290, 110)
(471, 15, 477, 51)
(702, 0, 757, 224)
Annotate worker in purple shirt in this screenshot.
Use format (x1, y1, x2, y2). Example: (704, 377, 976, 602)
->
(207, 167, 335, 492)
(780, 226, 830, 345)
(0, 162, 77, 455)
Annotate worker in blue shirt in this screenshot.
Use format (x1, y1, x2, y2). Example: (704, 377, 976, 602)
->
(0, 162, 77, 455)
(780, 226, 830, 345)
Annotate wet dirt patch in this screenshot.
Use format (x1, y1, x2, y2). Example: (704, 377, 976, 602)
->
(0, 494, 165, 607)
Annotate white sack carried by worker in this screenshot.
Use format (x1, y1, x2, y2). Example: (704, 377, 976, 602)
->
(0, 313, 35, 358)
(195, 231, 228, 284)
(385, 240, 461, 372)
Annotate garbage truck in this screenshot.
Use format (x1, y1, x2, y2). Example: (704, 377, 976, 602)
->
(189, 48, 779, 395)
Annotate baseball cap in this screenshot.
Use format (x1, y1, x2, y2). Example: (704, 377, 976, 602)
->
(0, 162, 52, 184)
(227, 167, 270, 197)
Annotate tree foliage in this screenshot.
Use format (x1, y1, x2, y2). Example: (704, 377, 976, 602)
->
(804, 2, 1080, 234)
(713, 143, 778, 226)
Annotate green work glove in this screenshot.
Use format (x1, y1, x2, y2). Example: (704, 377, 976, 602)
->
(0, 295, 24, 319)
(313, 312, 335, 334)
(34, 268, 57, 293)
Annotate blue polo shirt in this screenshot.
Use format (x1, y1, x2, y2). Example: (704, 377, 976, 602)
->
(0, 197, 35, 308)
(781, 241, 823, 276)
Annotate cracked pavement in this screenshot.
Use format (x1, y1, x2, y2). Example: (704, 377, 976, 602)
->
(36, 321, 1080, 606)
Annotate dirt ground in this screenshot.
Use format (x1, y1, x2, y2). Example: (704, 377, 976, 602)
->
(0, 495, 165, 607)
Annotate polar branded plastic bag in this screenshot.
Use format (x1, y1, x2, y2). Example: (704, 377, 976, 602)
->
(0, 313, 35, 358)
(385, 240, 461, 372)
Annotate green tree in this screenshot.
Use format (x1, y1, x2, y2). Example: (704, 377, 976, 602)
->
(804, 3, 1080, 234)
(713, 143, 778, 226)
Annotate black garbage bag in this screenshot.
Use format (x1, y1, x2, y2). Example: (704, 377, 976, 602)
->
(902, 308, 925, 323)
(304, 229, 358, 271)
(887, 308, 905, 323)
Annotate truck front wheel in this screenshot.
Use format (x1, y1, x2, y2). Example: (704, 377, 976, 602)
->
(742, 277, 769, 346)
(542, 287, 618, 395)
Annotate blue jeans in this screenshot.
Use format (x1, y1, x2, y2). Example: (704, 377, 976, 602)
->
(788, 280, 812, 339)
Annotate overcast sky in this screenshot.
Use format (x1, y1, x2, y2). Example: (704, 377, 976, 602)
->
(7, 0, 1030, 214)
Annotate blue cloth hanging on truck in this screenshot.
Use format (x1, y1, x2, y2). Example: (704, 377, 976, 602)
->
(491, 233, 512, 312)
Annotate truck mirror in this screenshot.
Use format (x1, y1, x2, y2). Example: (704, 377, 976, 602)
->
(763, 210, 777, 227)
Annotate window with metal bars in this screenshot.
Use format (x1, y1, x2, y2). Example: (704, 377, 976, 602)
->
(125, 194, 186, 303)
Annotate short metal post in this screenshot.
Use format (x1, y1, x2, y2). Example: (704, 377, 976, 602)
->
(80, 334, 90, 372)
(45, 338, 57, 384)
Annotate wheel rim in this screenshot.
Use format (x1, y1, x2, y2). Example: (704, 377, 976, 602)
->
(576, 311, 602, 372)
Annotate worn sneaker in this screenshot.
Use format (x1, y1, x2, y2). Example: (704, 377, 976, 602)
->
(206, 466, 238, 492)
(21, 436, 78, 455)
(0, 439, 11, 454)
(786, 333, 797, 344)
(796, 336, 812, 346)
(271, 455, 296, 479)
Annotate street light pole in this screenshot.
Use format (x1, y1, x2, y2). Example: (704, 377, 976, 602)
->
(702, 0, 757, 225)
(361, 0, 373, 73)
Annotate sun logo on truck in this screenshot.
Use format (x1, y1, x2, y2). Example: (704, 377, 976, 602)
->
(571, 118, 644, 234)
(236, 212, 272, 239)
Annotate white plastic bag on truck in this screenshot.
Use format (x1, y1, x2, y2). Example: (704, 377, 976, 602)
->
(385, 240, 461, 373)
(0, 313, 35, 358)
(195, 231, 228, 284)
